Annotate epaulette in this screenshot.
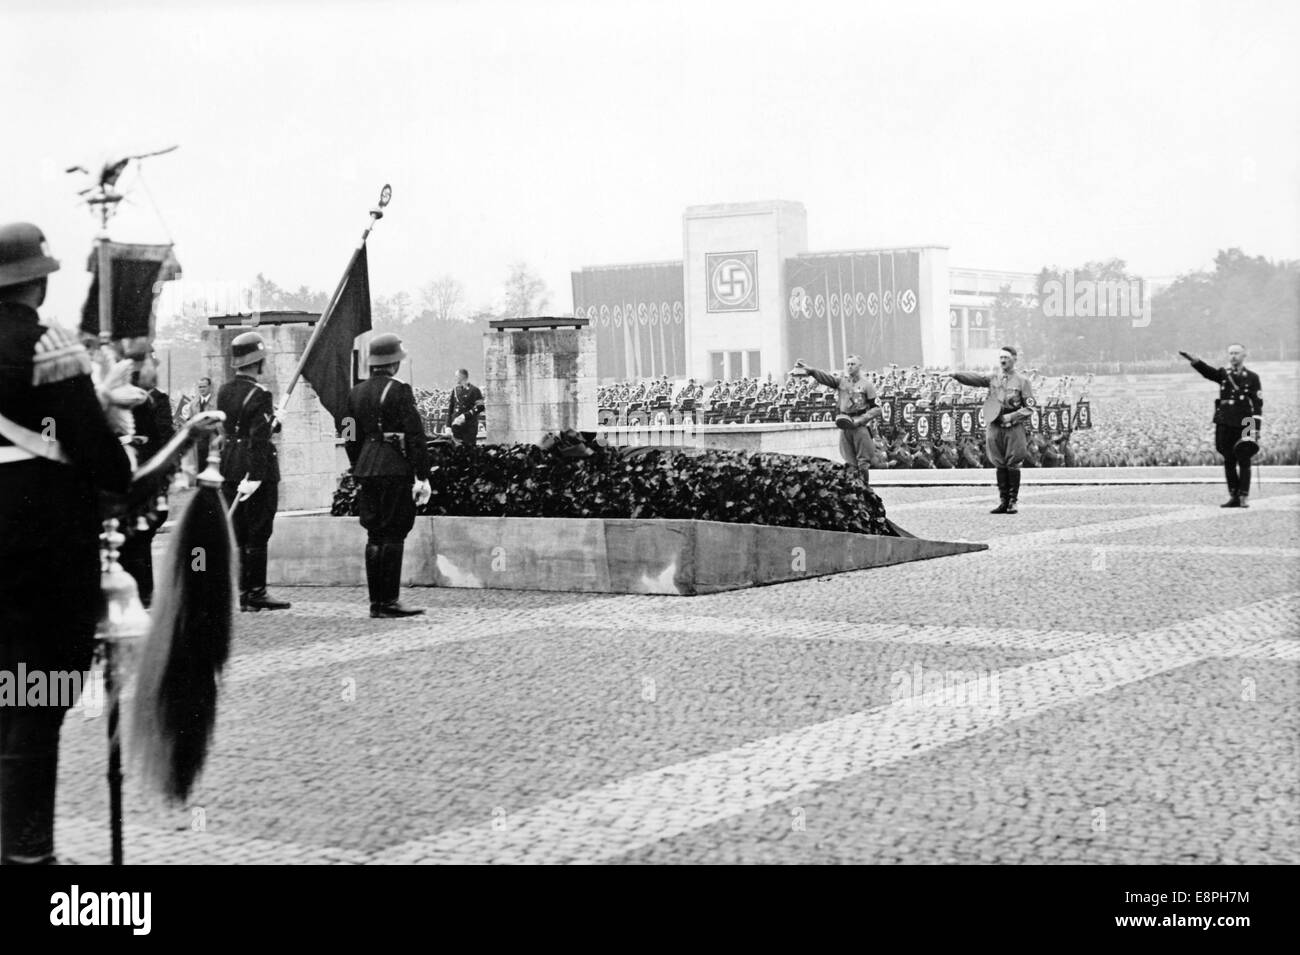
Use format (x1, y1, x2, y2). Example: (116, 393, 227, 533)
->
(32, 325, 92, 386)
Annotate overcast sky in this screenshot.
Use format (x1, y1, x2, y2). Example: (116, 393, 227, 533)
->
(6, 0, 1298, 327)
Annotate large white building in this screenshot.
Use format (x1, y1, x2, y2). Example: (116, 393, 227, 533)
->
(571, 200, 1039, 381)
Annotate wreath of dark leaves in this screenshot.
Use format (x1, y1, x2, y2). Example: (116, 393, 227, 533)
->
(331, 440, 895, 536)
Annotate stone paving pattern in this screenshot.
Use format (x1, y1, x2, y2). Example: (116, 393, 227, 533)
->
(53, 484, 1299, 863)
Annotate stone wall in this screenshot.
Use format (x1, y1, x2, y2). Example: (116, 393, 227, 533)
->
(266, 514, 985, 594)
(202, 315, 347, 511)
(483, 323, 596, 444)
(595, 420, 843, 462)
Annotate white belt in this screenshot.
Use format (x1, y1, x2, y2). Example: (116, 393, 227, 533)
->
(0, 445, 38, 464)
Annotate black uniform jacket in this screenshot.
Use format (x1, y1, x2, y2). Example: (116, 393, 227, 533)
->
(0, 302, 131, 496)
(217, 374, 280, 483)
(1, 302, 133, 670)
(345, 373, 430, 479)
(131, 387, 175, 465)
(1191, 360, 1263, 429)
(446, 383, 484, 430)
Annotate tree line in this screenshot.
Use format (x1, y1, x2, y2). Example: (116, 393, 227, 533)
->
(992, 249, 1299, 366)
(153, 262, 556, 393)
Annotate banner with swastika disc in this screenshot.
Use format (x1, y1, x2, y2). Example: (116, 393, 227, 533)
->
(572, 262, 685, 381)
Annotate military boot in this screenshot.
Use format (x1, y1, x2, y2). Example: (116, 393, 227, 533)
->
(1005, 470, 1020, 514)
(990, 467, 1011, 514)
(242, 547, 290, 611)
(365, 542, 384, 614)
(0, 754, 58, 865)
(371, 542, 423, 618)
(1238, 492, 1250, 509)
(1220, 492, 1241, 508)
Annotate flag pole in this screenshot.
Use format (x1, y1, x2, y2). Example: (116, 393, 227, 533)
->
(274, 184, 392, 420)
(232, 185, 391, 514)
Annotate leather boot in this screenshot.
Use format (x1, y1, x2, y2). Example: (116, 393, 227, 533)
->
(1220, 493, 1241, 508)
(1006, 469, 1020, 514)
(0, 754, 59, 865)
(365, 542, 383, 613)
(372, 542, 423, 618)
(1238, 491, 1250, 509)
(242, 546, 290, 611)
(990, 467, 1010, 513)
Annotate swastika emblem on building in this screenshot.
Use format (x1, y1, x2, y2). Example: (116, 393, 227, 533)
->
(867, 292, 879, 316)
(883, 290, 895, 314)
(899, 288, 917, 313)
(788, 286, 810, 319)
(705, 251, 758, 312)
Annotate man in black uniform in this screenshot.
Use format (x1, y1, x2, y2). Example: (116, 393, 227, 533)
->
(1181, 344, 1263, 508)
(218, 331, 290, 611)
(0, 222, 133, 864)
(949, 345, 1036, 513)
(117, 344, 174, 606)
(345, 334, 430, 617)
(446, 367, 484, 446)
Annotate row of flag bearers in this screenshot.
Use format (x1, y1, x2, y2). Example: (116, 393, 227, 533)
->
(214, 329, 430, 617)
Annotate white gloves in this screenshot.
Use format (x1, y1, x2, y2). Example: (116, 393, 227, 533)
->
(236, 478, 262, 501)
(94, 357, 148, 437)
(452, 414, 466, 427)
(412, 479, 431, 506)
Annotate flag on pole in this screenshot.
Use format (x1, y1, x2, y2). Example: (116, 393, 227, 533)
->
(80, 243, 182, 340)
(301, 245, 372, 431)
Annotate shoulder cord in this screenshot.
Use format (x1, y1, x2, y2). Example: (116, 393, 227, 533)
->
(377, 380, 394, 433)
(1222, 369, 1249, 401)
(235, 386, 258, 438)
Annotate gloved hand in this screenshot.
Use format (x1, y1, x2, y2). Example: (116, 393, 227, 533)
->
(236, 478, 262, 501)
(412, 479, 431, 506)
(452, 414, 466, 427)
(94, 357, 148, 436)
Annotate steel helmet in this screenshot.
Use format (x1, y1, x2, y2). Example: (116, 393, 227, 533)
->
(0, 222, 61, 288)
(231, 331, 267, 368)
(367, 332, 407, 366)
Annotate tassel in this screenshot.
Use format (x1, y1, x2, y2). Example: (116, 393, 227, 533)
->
(130, 457, 237, 804)
(31, 326, 92, 385)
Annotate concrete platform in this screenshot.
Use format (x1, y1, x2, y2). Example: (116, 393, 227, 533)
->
(267, 515, 986, 595)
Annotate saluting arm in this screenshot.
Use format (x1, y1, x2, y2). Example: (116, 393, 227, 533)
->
(801, 366, 841, 390)
(949, 372, 990, 388)
(1182, 353, 1222, 383)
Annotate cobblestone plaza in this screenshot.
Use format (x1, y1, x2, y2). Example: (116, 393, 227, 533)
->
(54, 484, 1299, 864)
